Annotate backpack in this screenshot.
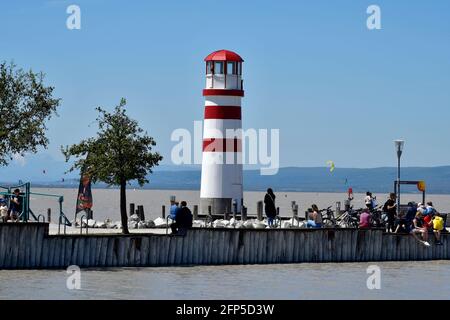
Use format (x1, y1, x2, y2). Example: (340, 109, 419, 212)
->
(433, 216, 444, 231)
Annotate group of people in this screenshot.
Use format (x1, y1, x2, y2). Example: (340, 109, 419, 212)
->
(169, 199, 193, 235)
(358, 192, 397, 229)
(358, 192, 445, 246)
(263, 188, 446, 246)
(0, 189, 22, 223)
(399, 200, 444, 246)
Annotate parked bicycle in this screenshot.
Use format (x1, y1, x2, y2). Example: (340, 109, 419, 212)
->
(369, 205, 385, 228)
(320, 206, 337, 227)
(336, 207, 361, 228)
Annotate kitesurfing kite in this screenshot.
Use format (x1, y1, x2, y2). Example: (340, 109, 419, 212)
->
(326, 160, 335, 172)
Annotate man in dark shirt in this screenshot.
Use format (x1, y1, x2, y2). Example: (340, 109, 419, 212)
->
(264, 188, 276, 227)
(171, 201, 192, 235)
(383, 193, 397, 233)
(405, 202, 417, 232)
(8, 189, 22, 221)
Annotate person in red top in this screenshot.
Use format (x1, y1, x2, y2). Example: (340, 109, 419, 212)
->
(359, 208, 371, 229)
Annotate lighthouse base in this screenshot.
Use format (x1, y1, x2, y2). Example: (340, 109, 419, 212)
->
(200, 198, 234, 216)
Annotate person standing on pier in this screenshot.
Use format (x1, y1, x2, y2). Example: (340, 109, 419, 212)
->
(264, 188, 277, 228)
(8, 189, 22, 222)
(0, 199, 8, 222)
(383, 193, 397, 233)
(364, 192, 375, 210)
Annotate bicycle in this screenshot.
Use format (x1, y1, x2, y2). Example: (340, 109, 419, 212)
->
(369, 205, 385, 228)
(336, 207, 361, 228)
(320, 206, 337, 227)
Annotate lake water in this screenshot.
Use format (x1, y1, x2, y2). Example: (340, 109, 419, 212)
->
(1, 261, 450, 299)
(27, 188, 450, 223)
(2, 188, 450, 300)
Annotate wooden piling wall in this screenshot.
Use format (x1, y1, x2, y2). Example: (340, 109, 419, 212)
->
(0, 223, 449, 269)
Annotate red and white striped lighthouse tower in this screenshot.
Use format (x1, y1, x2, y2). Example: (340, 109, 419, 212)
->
(200, 50, 244, 215)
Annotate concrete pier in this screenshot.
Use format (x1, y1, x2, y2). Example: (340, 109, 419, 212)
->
(0, 222, 449, 269)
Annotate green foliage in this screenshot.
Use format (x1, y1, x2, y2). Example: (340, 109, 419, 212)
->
(0, 61, 60, 165)
(61, 98, 163, 187)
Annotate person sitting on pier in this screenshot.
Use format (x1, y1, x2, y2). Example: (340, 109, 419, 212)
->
(405, 202, 417, 232)
(359, 208, 371, 229)
(423, 201, 436, 230)
(0, 199, 8, 222)
(431, 212, 444, 245)
(170, 201, 193, 235)
(417, 202, 426, 213)
(411, 211, 430, 246)
(264, 188, 277, 228)
(306, 204, 322, 228)
(394, 211, 408, 234)
(169, 200, 180, 221)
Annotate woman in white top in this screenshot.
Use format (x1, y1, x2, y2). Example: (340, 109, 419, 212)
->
(364, 192, 374, 210)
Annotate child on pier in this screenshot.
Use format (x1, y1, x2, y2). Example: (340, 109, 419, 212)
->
(0, 199, 8, 222)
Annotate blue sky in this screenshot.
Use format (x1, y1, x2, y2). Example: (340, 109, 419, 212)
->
(1, 0, 450, 175)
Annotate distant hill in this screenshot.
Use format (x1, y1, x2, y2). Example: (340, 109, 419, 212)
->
(0, 153, 448, 193)
(14, 166, 450, 194)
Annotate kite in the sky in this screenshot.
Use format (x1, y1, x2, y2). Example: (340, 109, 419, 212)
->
(326, 160, 335, 172)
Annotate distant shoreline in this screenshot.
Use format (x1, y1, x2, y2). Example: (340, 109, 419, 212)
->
(4, 166, 450, 193)
(22, 185, 450, 196)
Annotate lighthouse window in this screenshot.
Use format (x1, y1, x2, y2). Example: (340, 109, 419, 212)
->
(214, 61, 224, 74)
(206, 61, 213, 74)
(237, 62, 242, 75)
(227, 62, 236, 75)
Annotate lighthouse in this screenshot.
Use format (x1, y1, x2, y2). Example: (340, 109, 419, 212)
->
(200, 49, 244, 215)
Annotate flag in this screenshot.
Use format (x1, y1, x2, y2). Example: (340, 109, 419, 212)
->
(76, 157, 93, 214)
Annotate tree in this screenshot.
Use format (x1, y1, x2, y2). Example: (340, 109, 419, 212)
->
(0, 61, 60, 165)
(61, 98, 163, 234)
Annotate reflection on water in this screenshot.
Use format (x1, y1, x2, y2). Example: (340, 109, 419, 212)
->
(1, 261, 449, 300)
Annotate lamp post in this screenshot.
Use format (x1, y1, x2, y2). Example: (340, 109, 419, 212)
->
(394, 139, 405, 216)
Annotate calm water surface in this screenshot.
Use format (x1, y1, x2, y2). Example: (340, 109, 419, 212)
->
(1, 261, 449, 299)
(4, 189, 450, 300)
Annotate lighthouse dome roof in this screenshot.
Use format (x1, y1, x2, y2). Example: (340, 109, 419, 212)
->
(204, 50, 243, 62)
